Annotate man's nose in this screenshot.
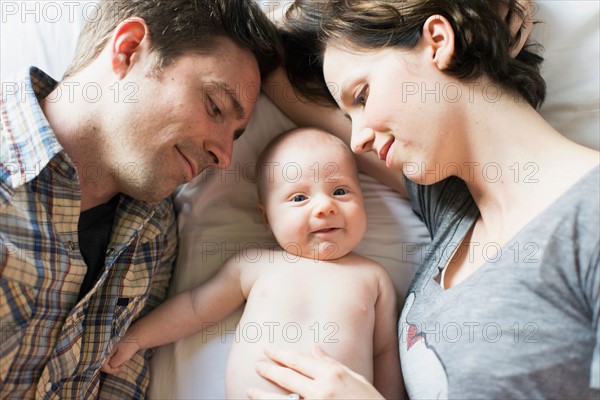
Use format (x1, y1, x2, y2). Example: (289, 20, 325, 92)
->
(206, 133, 234, 170)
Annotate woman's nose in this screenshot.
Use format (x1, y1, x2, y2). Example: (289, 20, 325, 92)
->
(351, 118, 375, 154)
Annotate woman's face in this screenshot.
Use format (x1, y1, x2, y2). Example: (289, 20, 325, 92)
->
(323, 43, 462, 183)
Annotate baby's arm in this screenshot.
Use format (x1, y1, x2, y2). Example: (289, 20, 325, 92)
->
(372, 267, 405, 400)
(101, 257, 246, 374)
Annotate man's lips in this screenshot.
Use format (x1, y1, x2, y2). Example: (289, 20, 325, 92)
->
(176, 146, 197, 178)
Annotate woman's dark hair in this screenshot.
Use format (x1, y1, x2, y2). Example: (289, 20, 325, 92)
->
(282, 0, 546, 108)
(280, 0, 338, 106)
(321, 0, 546, 108)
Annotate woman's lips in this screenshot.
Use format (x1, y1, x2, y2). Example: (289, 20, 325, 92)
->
(385, 140, 396, 168)
(378, 138, 394, 162)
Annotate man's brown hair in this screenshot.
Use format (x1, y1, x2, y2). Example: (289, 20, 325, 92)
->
(63, 0, 281, 80)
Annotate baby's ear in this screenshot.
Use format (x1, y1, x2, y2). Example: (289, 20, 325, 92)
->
(257, 203, 271, 232)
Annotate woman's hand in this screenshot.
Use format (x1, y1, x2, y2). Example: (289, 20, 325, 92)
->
(247, 346, 385, 400)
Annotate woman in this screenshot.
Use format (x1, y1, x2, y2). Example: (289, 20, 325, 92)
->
(249, 0, 599, 398)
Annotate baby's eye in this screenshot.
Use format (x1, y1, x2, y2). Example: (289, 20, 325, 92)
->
(333, 188, 347, 196)
(292, 195, 308, 202)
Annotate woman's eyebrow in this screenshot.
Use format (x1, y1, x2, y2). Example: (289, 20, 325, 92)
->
(339, 75, 362, 110)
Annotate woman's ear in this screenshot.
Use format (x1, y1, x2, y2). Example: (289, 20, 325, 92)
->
(421, 14, 455, 70)
(110, 17, 150, 79)
(257, 203, 271, 232)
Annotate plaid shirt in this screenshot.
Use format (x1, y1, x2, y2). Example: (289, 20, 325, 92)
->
(1, 68, 177, 399)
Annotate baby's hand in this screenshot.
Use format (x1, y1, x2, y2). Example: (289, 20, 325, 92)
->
(101, 339, 140, 375)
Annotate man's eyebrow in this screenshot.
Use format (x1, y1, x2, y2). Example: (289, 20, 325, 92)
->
(234, 128, 245, 141)
(214, 81, 245, 120)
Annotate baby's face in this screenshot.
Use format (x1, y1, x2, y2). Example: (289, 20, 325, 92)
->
(261, 137, 367, 261)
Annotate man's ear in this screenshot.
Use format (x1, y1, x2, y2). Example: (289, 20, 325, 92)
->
(421, 14, 455, 70)
(257, 203, 271, 232)
(111, 17, 149, 79)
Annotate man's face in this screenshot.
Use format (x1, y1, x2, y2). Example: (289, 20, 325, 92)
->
(104, 37, 260, 202)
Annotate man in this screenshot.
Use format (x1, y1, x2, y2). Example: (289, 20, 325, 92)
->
(0, 0, 280, 397)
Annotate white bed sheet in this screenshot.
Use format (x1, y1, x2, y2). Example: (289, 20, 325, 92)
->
(148, 93, 431, 398)
(148, 2, 600, 398)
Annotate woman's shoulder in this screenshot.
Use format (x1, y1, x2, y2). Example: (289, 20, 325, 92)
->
(545, 162, 599, 219)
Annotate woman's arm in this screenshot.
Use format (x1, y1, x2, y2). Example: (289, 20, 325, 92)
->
(263, 67, 408, 196)
(262, 0, 535, 196)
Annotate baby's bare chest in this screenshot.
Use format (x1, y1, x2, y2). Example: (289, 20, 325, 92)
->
(243, 267, 376, 342)
(225, 266, 378, 396)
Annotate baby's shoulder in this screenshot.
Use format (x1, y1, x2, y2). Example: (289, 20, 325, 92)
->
(230, 246, 299, 275)
(340, 253, 391, 279)
(344, 252, 385, 268)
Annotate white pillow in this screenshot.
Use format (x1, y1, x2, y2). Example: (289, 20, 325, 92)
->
(0, 0, 98, 81)
(532, 0, 599, 150)
(148, 94, 431, 398)
(149, 1, 600, 398)
(1, 1, 596, 149)
(0, 1, 596, 398)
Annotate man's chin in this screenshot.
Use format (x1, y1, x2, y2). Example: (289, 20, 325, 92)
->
(123, 187, 174, 203)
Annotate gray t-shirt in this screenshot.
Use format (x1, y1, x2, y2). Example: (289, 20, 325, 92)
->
(400, 167, 599, 399)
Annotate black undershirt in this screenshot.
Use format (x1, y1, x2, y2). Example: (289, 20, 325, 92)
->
(77, 195, 120, 301)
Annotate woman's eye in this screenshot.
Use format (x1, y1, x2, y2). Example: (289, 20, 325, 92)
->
(333, 188, 347, 196)
(353, 85, 368, 107)
(292, 195, 307, 202)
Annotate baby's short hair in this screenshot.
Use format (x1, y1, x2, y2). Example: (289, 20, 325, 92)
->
(256, 127, 357, 201)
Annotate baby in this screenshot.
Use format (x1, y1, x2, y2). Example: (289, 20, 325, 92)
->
(101, 128, 401, 399)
